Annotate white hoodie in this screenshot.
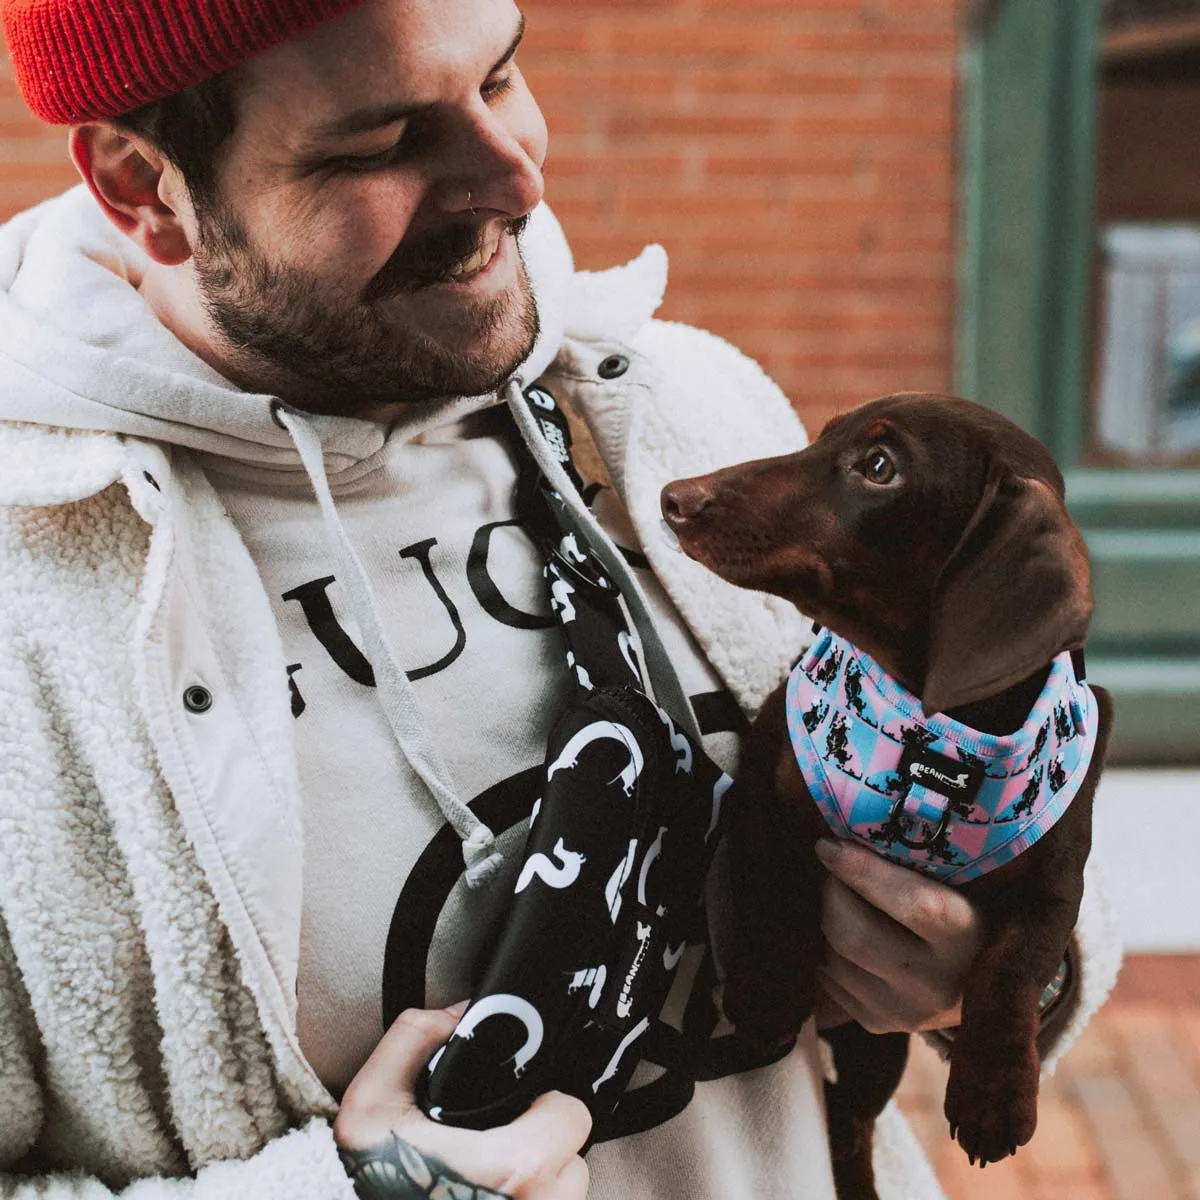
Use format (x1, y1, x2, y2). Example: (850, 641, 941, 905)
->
(1, 184, 743, 1090)
(0, 186, 1121, 1199)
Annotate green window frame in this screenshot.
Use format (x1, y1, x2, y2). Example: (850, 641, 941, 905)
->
(959, 0, 1200, 762)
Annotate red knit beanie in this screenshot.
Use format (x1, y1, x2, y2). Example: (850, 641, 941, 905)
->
(2, 0, 370, 124)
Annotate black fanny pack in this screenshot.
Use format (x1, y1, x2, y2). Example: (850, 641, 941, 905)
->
(416, 385, 786, 1141)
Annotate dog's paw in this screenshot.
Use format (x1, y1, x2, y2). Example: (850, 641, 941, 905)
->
(943, 1043, 1038, 1166)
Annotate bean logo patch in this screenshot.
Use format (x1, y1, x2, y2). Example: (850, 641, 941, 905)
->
(897, 744, 985, 800)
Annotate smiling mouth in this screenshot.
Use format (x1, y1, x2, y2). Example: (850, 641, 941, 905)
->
(364, 216, 527, 302)
(446, 227, 503, 283)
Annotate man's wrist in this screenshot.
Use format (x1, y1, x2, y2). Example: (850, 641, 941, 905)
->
(1037, 950, 1071, 1020)
(338, 1132, 513, 1200)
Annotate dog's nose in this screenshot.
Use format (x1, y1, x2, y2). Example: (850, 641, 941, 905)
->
(661, 478, 714, 526)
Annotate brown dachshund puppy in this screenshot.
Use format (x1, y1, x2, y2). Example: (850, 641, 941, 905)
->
(660, 394, 1113, 1200)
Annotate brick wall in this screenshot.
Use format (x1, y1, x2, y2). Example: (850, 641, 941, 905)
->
(524, 1, 962, 432)
(0, 1, 961, 434)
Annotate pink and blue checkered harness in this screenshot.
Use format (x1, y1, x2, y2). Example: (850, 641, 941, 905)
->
(786, 630, 1099, 884)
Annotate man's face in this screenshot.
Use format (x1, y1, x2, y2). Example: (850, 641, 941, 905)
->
(188, 0, 547, 417)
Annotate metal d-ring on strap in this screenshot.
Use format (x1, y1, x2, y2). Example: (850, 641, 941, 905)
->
(887, 793, 953, 851)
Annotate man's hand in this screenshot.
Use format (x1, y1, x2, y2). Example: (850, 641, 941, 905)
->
(334, 1003, 591, 1200)
(812, 838, 982, 1034)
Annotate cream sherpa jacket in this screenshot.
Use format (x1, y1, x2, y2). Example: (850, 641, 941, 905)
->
(0, 219, 1120, 1198)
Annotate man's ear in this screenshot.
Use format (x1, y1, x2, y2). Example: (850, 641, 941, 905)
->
(921, 469, 1093, 715)
(69, 124, 193, 266)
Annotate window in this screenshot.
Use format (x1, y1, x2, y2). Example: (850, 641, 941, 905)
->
(959, 0, 1200, 762)
(1095, 1, 1200, 465)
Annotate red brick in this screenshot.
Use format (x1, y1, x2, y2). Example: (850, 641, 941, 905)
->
(938, 1151, 1032, 1200)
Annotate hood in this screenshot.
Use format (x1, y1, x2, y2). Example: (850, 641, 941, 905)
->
(0, 186, 576, 477)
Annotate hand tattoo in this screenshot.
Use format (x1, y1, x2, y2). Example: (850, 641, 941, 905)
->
(338, 1132, 514, 1200)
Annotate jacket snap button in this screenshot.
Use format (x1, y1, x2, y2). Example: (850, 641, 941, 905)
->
(597, 354, 629, 380)
(183, 685, 213, 714)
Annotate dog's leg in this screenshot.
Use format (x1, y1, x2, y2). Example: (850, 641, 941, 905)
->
(945, 754, 1100, 1166)
(722, 773, 825, 1039)
(941, 916, 1054, 1164)
(823, 1024, 909, 1200)
(722, 686, 827, 1042)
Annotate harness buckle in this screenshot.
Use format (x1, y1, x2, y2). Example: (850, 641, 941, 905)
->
(887, 792, 952, 850)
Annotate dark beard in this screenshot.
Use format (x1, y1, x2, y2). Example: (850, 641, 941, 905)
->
(192, 203, 539, 417)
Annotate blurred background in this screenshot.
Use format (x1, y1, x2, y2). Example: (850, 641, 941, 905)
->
(2, 1, 1198, 1196)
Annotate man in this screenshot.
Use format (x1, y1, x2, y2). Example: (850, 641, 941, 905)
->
(0, 0, 1119, 1196)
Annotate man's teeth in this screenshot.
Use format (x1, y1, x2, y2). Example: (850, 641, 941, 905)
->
(448, 232, 502, 280)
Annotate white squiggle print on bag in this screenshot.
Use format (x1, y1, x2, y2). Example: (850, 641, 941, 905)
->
(636, 825, 667, 907)
(591, 1017, 651, 1093)
(605, 839, 638, 923)
(656, 708, 693, 774)
(514, 837, 586, 894)
(707, 773, 733, 842)
(567, 965, 608, 1009)
(546, 721, 645, 795)
(450, 994, 545, 1078)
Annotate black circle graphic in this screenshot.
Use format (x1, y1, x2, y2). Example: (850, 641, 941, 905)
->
(382, 768, 541, 1027)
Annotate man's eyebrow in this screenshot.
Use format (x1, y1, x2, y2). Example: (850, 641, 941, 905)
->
(492, 13, 527, 77)
(303, 13, 527, 144)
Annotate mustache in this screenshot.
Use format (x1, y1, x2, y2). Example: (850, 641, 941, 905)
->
(363, 214, 530, 302)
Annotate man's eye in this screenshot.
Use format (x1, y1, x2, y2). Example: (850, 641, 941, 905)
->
(332, 141, 404, 173)
(857, 448, 897, 485)
(482, 70, 516, 102)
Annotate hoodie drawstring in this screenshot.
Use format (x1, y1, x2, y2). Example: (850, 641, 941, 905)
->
(274, 402, 504, 889)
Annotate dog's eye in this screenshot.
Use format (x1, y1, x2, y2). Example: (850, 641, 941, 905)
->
(858, 448, 897, 485)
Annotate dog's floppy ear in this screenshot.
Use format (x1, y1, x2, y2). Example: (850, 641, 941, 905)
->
(922, 469, 1092, 715)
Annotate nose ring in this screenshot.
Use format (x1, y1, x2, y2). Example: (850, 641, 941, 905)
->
(467, 189, 476, 215)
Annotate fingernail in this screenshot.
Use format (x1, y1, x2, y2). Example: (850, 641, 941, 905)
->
(445, 999, 470, 1019)
(815, 838, 841, 864)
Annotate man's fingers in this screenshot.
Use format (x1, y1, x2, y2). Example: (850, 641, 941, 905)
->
(347, 1005, 462, 1109)
(814, 840, 980, 1035)
(816, 838, 977, 945)
(821, 874, 925, 981)
(554, 1155, 591, 1200)
(503, 1090, 593, 1170)
(820, 947, 961, 1027)
(814, 967, 888, 1034)
(336, 1006, 589, 1198)
(528, 1154, 590, 1200)
(813, 992, 853, 1031)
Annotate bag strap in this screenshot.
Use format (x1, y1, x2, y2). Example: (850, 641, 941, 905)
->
(511, 385, 779, 1108)
(514, 384, 647, 697)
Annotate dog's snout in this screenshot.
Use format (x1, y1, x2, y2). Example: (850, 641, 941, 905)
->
(661, 478, 715, 527)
